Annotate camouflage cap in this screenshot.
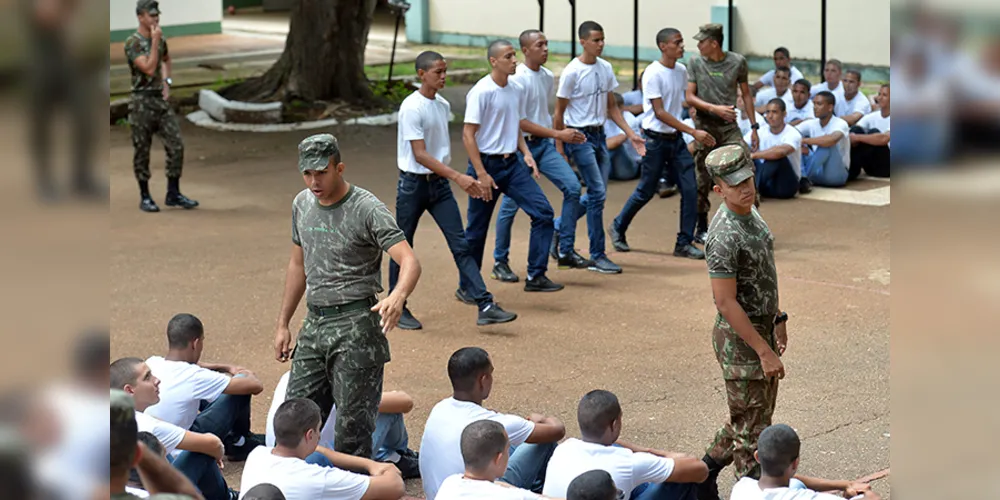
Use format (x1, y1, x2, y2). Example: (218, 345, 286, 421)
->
(136, 0, 160, 15)
(111, 389, 136, 424)
(298, 134, 340, 173)
(706, 144, 754, 186)
(693, 23, 723, 42)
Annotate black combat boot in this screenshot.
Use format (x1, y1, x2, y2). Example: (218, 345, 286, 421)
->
(697, 454, 725, 500)
(165, 177, 199, 209)
(694, 213, 709, 245)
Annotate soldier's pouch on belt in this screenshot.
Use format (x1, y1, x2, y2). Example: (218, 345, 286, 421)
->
(713, 314, 776, 380)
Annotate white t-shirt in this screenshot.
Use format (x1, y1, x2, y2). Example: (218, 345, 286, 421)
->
(641, 60, 687, 133)
(265, 371, 340, 449)
(511, 64, 555, 132)
(397, 91, 451, 174)
(465, 75, 525, 154)
(758, 66, 804, 87)
(754, 87, 795, 110)
(835, 91, 872, 118)
(556, 57, 619, 127)
(436, 474, 543, 500)
(809, 80, 845, 98)
(604, 111, 641, 140)
(541, 438, 675, 498)
(681, 118, 697, 145)
(730, 477, 844, 500)
(744, 123, 803, 179)
(238, 447, 370, 500)
(125, 486, 150, 498)
(419, 398, 536, 499)
(856, 110, 890, 133)
(134, 410, 186, 456)
(796, 116, 851, 169)
(738, 110, 766, 137)
(144, 356, 231, 431)
(786, 100, 814, 123)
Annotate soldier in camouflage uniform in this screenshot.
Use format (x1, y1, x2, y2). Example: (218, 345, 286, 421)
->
(685, 24, 760, 245)
(697, 145, 789, 500)
(125, 0, 198, 212)
(273, 134, 421, 459)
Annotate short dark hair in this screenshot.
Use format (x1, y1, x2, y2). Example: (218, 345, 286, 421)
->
(578, 21, 603, 40)
(519, 29, 543, 48)
(774, 67, 791, 77)
(655, 27, 680, 46)
(845, 69, 862, 81)
(567, 469, 619, 500)
(110, 357, 143, 390)
(74, 329, 109, 379)
(757, 424, 801, 476)
(130, 432, 165, 486)
(487, 39, 514, 60)
(415, 51, 445, 72)
(815, 90, 836, 107)
(244, 484, 287, 500)
(826, 59, 843, 70)
(167, 313, 204, 349)
(767, 98, 787, 112)
(273, 398, 322, 448)
(447, 347, 492, 392)
(793, 78, 812, 90)
(577, 390, 621, 438)
(774, 47, 790, 58)
(881, 82, 890, 90)
(460, 419, 509, 471)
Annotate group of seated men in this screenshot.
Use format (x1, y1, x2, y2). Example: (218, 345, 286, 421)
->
(111, 327, 883, 500)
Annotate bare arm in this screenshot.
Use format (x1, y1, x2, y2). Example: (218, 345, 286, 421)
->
(666, 457, 711, 483)
(850, 131, 890, 147)
(386, 240, 419, 303)
(623, 103, 644, 115)
(525, 414, 566, 444)
(462, 123, 487, 176)
(223, 372, 264, 395)
(685, 82, 715, 115)
(412, 139, 462, 180)
(360, 474, 406, 500)
(607, 93, 639, 141)
(135, 442, 205, 499)
(553, 97, 570, 155)
(751, 144, 795, 161)
(652, 98, 697, 135)
(274, 244, 306, 361)
(740, 82, 758, 127)
(314, 446, 405, 500)
(711, 278, 783, 378)
(843, 112, 864, 127)
(606, 133, 628, 150)
(378, 390, 414, 414)
(802, 132, 843, 149)
(177, 431, 224, 459)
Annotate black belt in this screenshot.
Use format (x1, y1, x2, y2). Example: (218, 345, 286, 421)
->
(480, 152, 516, 160)
(525, 135, 545, 143)
(307, 296, 378, 317)
(643, 129, 680, 140)
(570, 125, 603, 134)
(400, 171, 441, 182)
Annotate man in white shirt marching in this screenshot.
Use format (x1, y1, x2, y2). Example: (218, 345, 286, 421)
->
(796, 91, 852, 187)
(752, 48, 804, 92)
(848, 83, 890, 180)
(754, 68, 795, 113)
(461, 40, 564, 294)
(809, 59, 845, 99)
(541, 390, 708, 500)
(835, 70, 871, 126)
(490, 30, 589, 283)
(554, 20, 646, 275)
(389, 51, 518, 330)
(786, 79, 815, 126)
(608, 27, 713, 260)
(419, 347, 566, 499)
(745, 99, 802, 199)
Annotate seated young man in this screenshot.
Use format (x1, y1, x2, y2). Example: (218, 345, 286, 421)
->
(754, 68, 795, 114)
(419, 347, 566, 499)
(730, 424, 881, 500)
(849, 84, 890, 180)
(796, 91, 852, 188)
(566, 470, 619, 500)
(810, 60, 845, 99)
(786, 79, 815, 126)
(240, 398, 405, 500)
(834, 70, 872, 127)
(744, 99, 803, 199)
(752, 48, 804, 92)
(144, 313, 265, 461)
(621, 72, 645, 116)
(127, 431, 167, 497)
(541, 390, 707, 500)
(111, 357, 236, 500)
(436, 420, 560, 499)
(243, 484, 287, 500)
(605, 93, 643, 181)
(264, 370, 420, 478)
(736, 87, 765, 137)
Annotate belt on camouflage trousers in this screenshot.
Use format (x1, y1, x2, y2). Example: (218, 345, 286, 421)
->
(307, 296, 378, 317)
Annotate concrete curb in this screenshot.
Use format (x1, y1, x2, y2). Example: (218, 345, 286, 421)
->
(185, 109, 401, 132)
(198, 89, 282, 124)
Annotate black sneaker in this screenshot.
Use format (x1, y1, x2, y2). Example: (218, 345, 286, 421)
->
(588, 256, 622, 274)
(490, 262, 520, 283)
(558, 251, 591, 269)
(524, 275, 564, 292)
(798, 177, 814, 194)
(139, 196, 160, 212)
(455, 288, 476, 306)
(477, 303, 517, 326)
(549, 233, 560, 261)
(225, 433, 265, 462)
(694, 230, 708, 245)
(608, 223, 630, 252)
(227, 488, 240, 500)
(657, 182, 678, 198)
(397, 307, 422, 330)
(393, 448, 421, 479)
(165, 192, 199, 209)
(673, 244, 706, 260)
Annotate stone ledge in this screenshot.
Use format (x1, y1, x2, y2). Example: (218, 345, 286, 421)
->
(198, 89, 283, 124)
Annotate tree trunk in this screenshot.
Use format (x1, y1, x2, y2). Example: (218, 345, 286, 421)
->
(222, 0, 378, 104)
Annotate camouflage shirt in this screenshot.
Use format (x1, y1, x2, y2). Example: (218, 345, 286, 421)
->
(292, 184, 406, 306)
(124, 32, 168, 94)
(687, 51, 748, 126)
(706, 205, 778, 318)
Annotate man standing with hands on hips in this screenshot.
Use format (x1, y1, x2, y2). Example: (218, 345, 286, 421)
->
(697, 145, 787, 500)
(273, 133, 421, 459)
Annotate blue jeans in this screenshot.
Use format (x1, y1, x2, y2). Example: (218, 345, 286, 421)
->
(754, 158, 799, 199)
(389, 172, 493, 308)
(613, 133, 697, 246)
(464, 154, 554, 282)
(494, 138, 582, 262)
(802, 146, 848, 187)
(190, 379, 251, 441)
(563, 128, 612, 259)
(610, 145, 640, 181)
(500, 442, 557, 493)
(170, 451, 229, 500)
(304, 412, 409, 464)
(630, 481, 698, 500)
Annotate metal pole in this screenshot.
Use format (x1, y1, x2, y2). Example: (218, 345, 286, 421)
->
(388, 12, 402, 82)
(538, 0, 544, 31)
(727, 0, 734, 51)
(820, 0, 827, 82)
(633, 0, 639, 90)
(570, 0, 576, 59)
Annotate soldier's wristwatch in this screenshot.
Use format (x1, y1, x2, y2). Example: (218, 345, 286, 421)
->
(164, 77, 173, 87)
(750, 122, 760, 130)
(774, 311, 788, 325)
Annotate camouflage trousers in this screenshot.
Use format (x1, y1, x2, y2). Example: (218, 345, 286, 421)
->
(287, 301, 390, 458)
(706, 315, 780, 479)
(129, 94, 184, 182)
(692, 120, 753, 215)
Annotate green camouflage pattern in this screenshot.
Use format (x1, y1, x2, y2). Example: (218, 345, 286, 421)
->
(298, 134, 340, 173)
(692, 23, 724, 42)
(705, 144, 754, 185)
(292, 184, 406, 306)
(705, 204, 779, 319)
(111, 389, 136, 424)
(286, 307, 388, 458)
(705, 375, 779, 479)
(686, 51, 748, 127)
(124, 33, 168, 95)
(692, 121, 748, 214)
(711, 314, 778, 380)
(129, 95, 184, 182)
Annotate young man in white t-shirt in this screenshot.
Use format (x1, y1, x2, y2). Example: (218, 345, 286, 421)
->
(462, 39, 563, 295)
(604, 93, 642, 181)
(491, 29, 589, 283)
(835, 70, 871, 126)
(754, 68, 795, 113)
(796, 91, 851, 187)
(239, 398, 404, 500)
(264, 370, 419, 478)
(848, 83, 890, 180)
(541, 390, 707, 500)
(752, 48, 804, 92)
(744, 99, 802, 199)
(786, 79, 815, 126)
(419, 347, 566, 499)
(809, 59, 845, 99)
(389, 50, 518, 331)
(144, 313, 265, 461)
(729, 424, 881, 500)
(111, 357, 235, 500)
(436, 420, 558, 500)
(609, 27, 713, 261)
(554, 20, 647, 275)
